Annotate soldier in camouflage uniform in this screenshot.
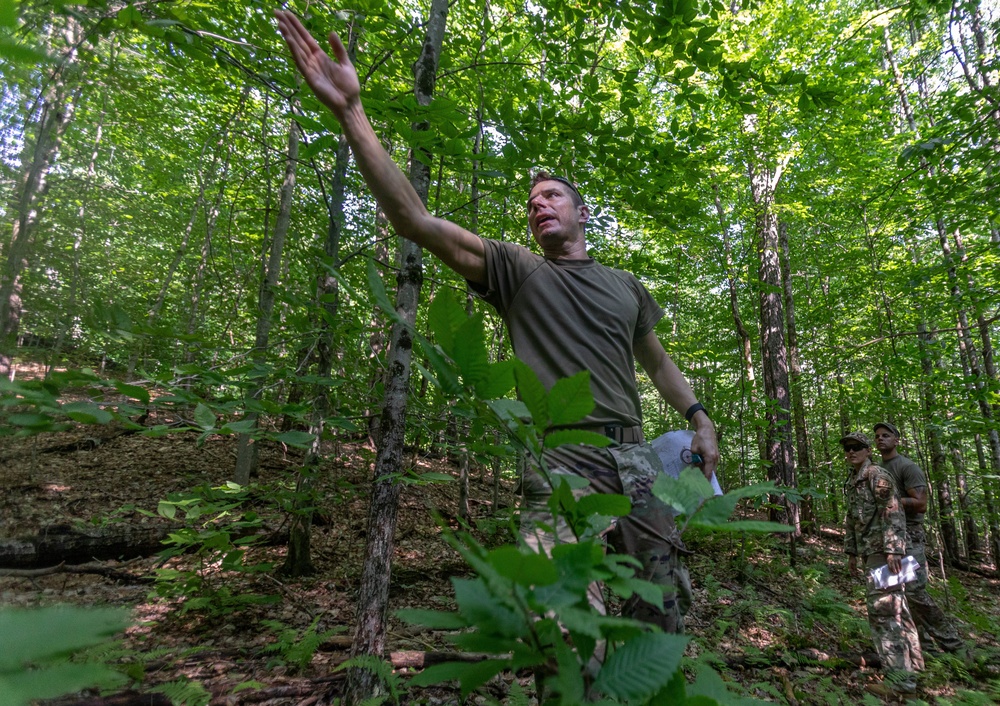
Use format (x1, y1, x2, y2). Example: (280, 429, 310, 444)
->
(842, 432, 923, 694)
(874, 422, 964, 654)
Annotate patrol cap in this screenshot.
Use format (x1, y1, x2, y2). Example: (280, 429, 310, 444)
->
(839, 431, 871, 448)
(873, 421, 900, 437)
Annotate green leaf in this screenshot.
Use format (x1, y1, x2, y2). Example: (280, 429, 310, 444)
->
(61, 401, 113, 425)
(111, 381, 150, 404)
(222, 419, 258, 434)
(547, 371, 595, 426)
(544, 429, 613, 449)
(395, 609, 469, 630)
(0, 663, 127, 705)
(414, 472, 455, 482)
(6, 412, 56, 429)
(409, 659, 509, 695)
(366, 258, 401, 323)
(427, 290, 466, 354)
(577, 493, 631, 518)
(653, 467, 714, 516)
(713, 520, 794, 533)
(594, 633, 689, 700)
(274, 431, 315, 448)
(513, 360, 547, 426)
(420, 344, 463, 396)
(452, 578, 525, 638)
(487, 546, 558, 586)
(453, 314, 490, 384)
(193, 403, 215, 430)
(475, 359, 515, 399)
(0, 606, 130, 671)
(487, 398, 530, 423)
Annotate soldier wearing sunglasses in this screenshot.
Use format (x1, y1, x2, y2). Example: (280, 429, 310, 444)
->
(842, 431, 923, 695)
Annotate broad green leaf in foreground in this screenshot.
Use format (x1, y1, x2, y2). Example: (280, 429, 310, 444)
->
(594, 632, 689, 700)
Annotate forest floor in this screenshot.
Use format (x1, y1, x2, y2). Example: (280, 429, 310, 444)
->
(2, 373, 1000, 705)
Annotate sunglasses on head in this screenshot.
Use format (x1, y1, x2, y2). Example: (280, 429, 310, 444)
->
(843, 444, 866, 453)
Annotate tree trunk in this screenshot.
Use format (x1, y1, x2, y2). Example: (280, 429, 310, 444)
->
(284, 36, 357, 575)
(234, 114, 299, 485)
(344, 0, 450, 701)
(779, 221, 813, 532)
(884, 29, 970, 565)
(52, 80, 107, 373)
(746, 148, 797, 532)
(713, 183, 764, 476)
(0, 19, 82, 378)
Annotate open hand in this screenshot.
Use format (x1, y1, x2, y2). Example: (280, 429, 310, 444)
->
(275, 11, 360, 115)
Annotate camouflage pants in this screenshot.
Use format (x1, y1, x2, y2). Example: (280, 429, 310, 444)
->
(519, 441, 692, 634)
(864, 562, 924, 675)
(906, 527, 963, 652)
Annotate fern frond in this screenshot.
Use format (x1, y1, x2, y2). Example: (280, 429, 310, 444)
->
(150, 678, 210, 706)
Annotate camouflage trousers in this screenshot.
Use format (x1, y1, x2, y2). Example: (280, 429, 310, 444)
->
(519, 441, 692, 634)
(907, 527, 963, 652)
(864, 559, 924, 675)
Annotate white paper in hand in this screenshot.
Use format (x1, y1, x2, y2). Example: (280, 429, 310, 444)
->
(651, 430, 723, 496)
(869, 555, 920, 590)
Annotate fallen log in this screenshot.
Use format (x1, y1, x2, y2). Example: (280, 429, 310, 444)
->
(0, 558, 153, 583)
(0, 524, 171, 569)
(0, 522, 289, 569)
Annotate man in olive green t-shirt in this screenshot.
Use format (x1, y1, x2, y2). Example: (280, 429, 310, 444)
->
(276, 12, 721, 635)
(874, 422, 963, 653)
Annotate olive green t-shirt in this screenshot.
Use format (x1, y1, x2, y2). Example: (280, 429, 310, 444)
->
(469, 238, 663, 428)
(881, 453, 927, 533)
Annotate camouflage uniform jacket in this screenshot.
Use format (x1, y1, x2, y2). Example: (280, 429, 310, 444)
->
(844, 460, 907, 558)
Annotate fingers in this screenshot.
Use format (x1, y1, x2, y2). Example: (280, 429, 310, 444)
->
(275, 10, 325, 65)
(328, 30, 350, 65)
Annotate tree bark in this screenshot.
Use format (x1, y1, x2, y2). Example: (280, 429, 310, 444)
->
(234, 113, 299, 485)
(0, 19, 82, 378)
(284, 35, 357, 575)
(779, 221, 813, 531)
(746, 146, 797, 532)
(343, 0, 450, 701)
(714, 183, 764, 477)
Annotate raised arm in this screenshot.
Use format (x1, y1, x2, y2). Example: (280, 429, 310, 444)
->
(633, 330, 719, 479)
(275, 11, 485, 284)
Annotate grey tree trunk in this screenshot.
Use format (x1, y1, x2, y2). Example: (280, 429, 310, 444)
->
(234, 113, 299, 485)
(344, 0, 450, 702)
(713, 183, 764, 476)
(0, 19, 82, 378)
(778, 221, 813, 531)
(746, 147, 798, 532)
(284, 37, 357, 575)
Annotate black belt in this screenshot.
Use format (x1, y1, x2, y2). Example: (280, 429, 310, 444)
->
(583, 425, 644, 444)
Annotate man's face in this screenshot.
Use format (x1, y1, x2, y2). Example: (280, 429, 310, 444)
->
(874, 427, 899, 454)
(527, 180, 588, 247)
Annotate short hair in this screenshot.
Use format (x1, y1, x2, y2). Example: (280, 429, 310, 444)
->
(530, 171, 585, 209)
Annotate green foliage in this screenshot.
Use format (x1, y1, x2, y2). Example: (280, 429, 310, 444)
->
(260, 617, 344, 673)
(653, 468, 794, 534)
(335, 654, 404, 705)
(0, 605, 129, 705)
(150, 678, 211, 706)
(146, 482, 278, 613)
